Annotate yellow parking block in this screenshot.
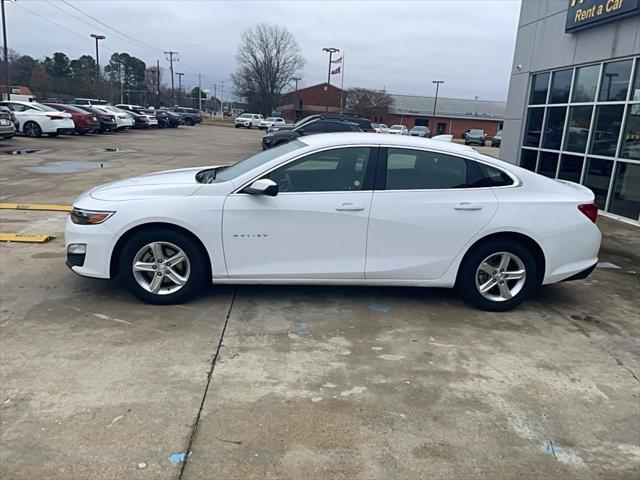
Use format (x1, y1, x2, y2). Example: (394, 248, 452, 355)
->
(0, 203, 72, 212)
(0, 233, 56, 243)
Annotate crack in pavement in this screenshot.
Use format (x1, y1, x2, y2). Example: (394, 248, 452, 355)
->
(177, 288, 238, 479)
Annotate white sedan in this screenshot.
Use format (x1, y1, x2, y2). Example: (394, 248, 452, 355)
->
(259, 117, 286, 130)
(99, 106, 135, 130)
(65, 133, 601, 311)
(0, 100, 75, 137)
(389, 124, 409, 135)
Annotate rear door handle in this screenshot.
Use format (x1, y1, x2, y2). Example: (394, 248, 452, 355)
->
(454, 202, 483, 211)
(336, 203, 365, 211)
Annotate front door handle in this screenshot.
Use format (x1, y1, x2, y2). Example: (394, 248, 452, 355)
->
(454, 202, 483, 211)
(336, 203, 365, 211)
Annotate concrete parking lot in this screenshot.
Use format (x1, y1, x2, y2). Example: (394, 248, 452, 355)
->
(0, 126, 638, 479)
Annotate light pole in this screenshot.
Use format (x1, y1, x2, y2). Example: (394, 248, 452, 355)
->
(432, 80, 444, 120)
(292, 76, 301, 91)
(90, 34, 106, 99)
(322, 47, 339, 112)
(1, 0, 11, 100)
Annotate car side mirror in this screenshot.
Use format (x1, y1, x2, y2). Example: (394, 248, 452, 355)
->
(244, 178, 278, 196)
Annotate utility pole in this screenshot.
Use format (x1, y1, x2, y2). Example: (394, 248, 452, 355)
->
(164, 51, 179, 104)
(198, 73, 202, 113)
(156, 60, 160, 106)
(292, 77, 301, 91)
(176, 72, 184, 104)
(322, 47, 339, 112)
(91, 33, 106, 99)
(213, 83, 217, 116)
(220, 80, 224, 116)
(1, 0, 10, 100)
(432, 80, 444, 119)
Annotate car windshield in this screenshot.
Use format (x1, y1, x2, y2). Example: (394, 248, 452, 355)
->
(265, 117, 275, 121)
(390, 125, 403, 130)
(214, 140, 306, 183)
(372, 123, 380, 128)
(413, 126, 426, 131)
(470, 129, 484, 135)
(238, 113, 251, 118)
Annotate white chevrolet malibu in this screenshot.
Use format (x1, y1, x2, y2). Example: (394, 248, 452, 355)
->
(65, 133, 601, 311)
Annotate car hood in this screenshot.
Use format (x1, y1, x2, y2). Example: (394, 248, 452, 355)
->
(89, 166, 217, 201)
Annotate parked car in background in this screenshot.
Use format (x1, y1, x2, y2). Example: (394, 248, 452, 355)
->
(152, 110, 171, 128)
(235, 113, 263, 128)
(271, 114, 374, 133)
(71, 98, 110, 106)
(491, 130, 502, 147)
(44, 103, 100, 135)
(0, 100, 75, 137)
(259, 117, 286, 130)
(410, 125, 430, 137)
(262, 118, 361, 149)
(389, 124, 409, 135)
(0, 106, 16, 139)
(92, 105, 134, 131)
(465, 129, 486, 146)
(115, 105, 158, 128)
(72, 105, 117, 133)
(168, 107, 202, 126)
(163, 110, 183, 127)
(66, 133, 601, 311)
(372, 123, 389, 134)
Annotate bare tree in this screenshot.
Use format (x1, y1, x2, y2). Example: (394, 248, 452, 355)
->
(231, 23, 305, 115)
(346, 88, 392, 118)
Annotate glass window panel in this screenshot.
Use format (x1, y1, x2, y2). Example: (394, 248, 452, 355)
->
(589, 105, 624, 157)
(583, 158, 614, 209)
(599, 59, 633, 102)
(520, 149, 537, 171)
(633, 61, 640, 101)
(609, 162, 640, 220)
(529, 72, 550, 105)
(564, 106, 593, 153)
(523, 107, 544, 147)
(541, 106, 566, 150)
(572, 64, 600, 103)
(537, 151, 559, 178)
(620, 106, 640, 160)
(558, 154, 584, 183)
(549, 69, 572, 103)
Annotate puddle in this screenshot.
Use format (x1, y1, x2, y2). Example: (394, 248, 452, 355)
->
(102, 147, 136, 153)
(1, 149, 50, 155)
(21, 161, 116, 174)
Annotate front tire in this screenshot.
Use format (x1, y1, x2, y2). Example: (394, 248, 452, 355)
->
(458, 239, 538, 311)
(118, 229, 208, 305)
(23, 121, 43, 138)
(185, 118, 195, 126)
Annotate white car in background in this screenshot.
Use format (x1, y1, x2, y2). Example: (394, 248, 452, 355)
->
(65, 133, 601, 312)
(115, 104, 158, 127)
(0, 100, 75, 137)
(372, 123, 389, 134)
(259, 117, 286, 130)
(94, 105, 134, 131)
(389, 124, 409, 135)
(235, 113, 263, 128)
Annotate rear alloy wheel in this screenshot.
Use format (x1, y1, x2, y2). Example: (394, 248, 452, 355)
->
(459, 240, 538, 311)
(23, 121, 43, 138)
(185, 118, 195, 126)
(119, 229, 207, 304)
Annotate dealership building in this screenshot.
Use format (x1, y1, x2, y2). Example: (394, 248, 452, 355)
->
(502, 0, 640, 222)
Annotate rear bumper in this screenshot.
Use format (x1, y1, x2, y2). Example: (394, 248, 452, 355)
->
(57, 128, 75, 135)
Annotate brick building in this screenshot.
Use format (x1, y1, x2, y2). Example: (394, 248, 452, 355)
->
(277, 83, 505, 138)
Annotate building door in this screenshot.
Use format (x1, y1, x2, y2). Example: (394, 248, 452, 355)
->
(437, 122, 447, 135)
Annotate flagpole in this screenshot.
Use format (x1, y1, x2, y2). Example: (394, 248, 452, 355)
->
(340, 52, 345, 115)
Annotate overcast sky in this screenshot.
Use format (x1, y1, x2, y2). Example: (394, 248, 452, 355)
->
(7, 0, 522, 101)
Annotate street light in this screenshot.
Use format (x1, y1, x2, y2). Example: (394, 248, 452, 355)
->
(1, 0, 14, 100)
(292, 76, 301, 91)
(90, 34, 106, 99)
(432, 80, 444, 119)
(322, 47, 339, 112)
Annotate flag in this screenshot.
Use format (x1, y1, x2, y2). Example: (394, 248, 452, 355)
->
(331, 66, 341, 75)
(331, 56, 343, 64)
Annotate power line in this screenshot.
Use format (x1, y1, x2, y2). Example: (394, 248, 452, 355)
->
(14, 2, 89, 42)
(61, 0, 164, 53)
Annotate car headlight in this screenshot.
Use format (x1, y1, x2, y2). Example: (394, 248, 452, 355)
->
(70, 207, 115, 225)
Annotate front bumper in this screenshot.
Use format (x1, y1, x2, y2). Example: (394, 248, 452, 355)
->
(64, 215, 115, 279)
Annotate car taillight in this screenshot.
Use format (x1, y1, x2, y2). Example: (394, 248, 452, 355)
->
(47, 115, 64, 120)
(578, 203, 598, 223)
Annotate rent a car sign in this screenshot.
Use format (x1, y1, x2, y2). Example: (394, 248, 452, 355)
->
(565, 0, 640, 32)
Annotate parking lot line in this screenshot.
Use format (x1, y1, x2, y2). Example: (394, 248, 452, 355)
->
(0, 203, 73, 212)
(0, 233, 56, 243)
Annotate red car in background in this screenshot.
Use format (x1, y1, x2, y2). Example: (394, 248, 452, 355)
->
(43, 103, 100, 135)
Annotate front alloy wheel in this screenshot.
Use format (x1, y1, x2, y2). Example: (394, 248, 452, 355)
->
(24, 121, 43, 138)
(119, 229, 207, 304)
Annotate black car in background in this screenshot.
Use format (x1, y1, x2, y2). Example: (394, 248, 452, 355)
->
(269, 114, 374, 133)
(262, 118, 362, 149)
(491, 130, 502, 147)
(71, 105, 117, 133)
(163, 110, 183, 127)
(166, 107, 201, 126)
(149, 109, 170, 128)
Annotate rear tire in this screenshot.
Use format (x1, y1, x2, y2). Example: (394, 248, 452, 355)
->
(118, 228, 208, 305)
(185, 118, 195, 126)
(458, 239, 538, 311)
(23, 121, 43, 138)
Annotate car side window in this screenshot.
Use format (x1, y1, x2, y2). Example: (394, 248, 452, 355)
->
(267, 147, 372, 193)
(384, 148, 513, 190)
(302, 122, 325, 133)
